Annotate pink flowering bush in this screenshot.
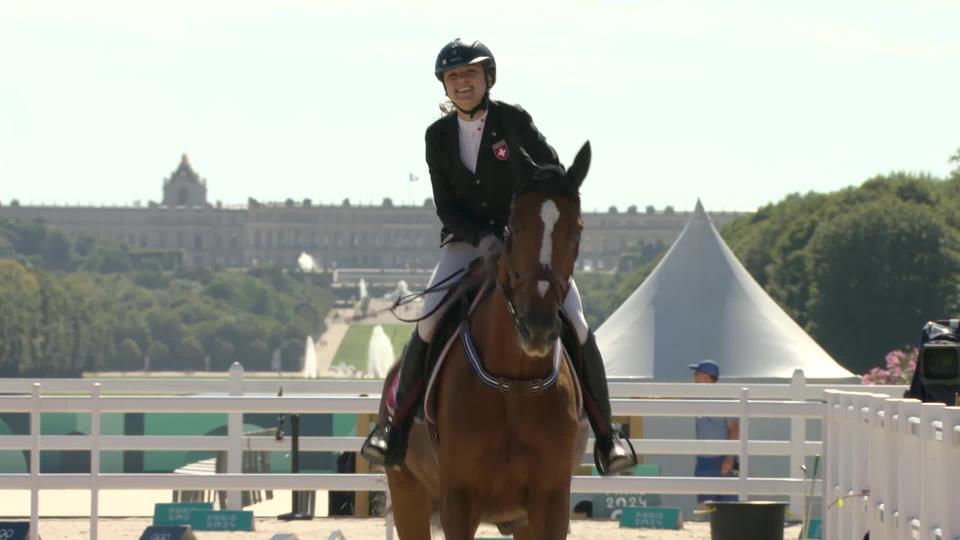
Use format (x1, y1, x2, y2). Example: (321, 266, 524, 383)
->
(861, 347, 917, 385)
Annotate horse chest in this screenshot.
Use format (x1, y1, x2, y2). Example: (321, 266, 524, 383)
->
(437, 384, 579, 463)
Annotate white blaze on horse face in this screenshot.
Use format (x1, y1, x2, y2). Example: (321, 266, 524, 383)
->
(537, 200, 561, 297)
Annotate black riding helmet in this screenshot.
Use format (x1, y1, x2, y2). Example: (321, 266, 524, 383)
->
(435, 39, 496, 118)
(435, 39, 497, 87)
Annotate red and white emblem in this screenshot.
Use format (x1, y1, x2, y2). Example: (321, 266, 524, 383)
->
(492, 140, 510, 161)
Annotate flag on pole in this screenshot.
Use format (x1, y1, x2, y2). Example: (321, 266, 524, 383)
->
(409, 173, 419, 182)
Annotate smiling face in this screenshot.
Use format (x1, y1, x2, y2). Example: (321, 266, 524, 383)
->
(442, 64, 488, 112)
(500, 193, 583, 357)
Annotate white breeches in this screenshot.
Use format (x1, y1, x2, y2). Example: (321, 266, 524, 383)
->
(415, 241, 590, 345)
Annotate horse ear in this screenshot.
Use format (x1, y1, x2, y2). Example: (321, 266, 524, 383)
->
(567, 141, 591, 188)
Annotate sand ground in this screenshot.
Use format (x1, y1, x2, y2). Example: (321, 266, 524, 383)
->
(16, 517, 804, 540)
(1, 489, 804, 538)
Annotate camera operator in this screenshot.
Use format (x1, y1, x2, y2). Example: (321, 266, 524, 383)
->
(904, 319, 960, 405)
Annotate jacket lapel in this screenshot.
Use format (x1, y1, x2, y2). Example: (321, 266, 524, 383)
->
(475, 100, 502, 177)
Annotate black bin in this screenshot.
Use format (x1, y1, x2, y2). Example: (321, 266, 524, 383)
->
(708, 501, 787, 540)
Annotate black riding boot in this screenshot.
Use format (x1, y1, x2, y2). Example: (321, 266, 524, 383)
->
(578, 331, 638, 475)
(360, 331, 430, 467)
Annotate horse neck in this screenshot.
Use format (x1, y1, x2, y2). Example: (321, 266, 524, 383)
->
(469, 284, 558, 381)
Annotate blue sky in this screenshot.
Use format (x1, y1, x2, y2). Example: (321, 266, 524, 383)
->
(1, 0, 958, 213)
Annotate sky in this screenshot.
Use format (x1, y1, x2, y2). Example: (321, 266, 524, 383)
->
(1, 0, 958, 213)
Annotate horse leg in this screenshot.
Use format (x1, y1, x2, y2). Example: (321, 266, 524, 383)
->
(512, 524, 536, 540)
(386, 467, 432, 540)
(440, 487, 479, 540)
(525, 489, 571, 540)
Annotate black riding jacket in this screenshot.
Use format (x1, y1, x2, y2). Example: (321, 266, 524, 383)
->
(425, 100, 561, 246)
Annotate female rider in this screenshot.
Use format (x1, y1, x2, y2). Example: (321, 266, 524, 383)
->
(361, 39, 637, 476)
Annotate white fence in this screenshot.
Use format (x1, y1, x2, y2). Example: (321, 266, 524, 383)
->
(823, 390, 960, 540)
(0, 364, 894, 540)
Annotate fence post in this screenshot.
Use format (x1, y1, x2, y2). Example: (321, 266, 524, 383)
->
(822, 390, 838, 540)
(896, 399, 922, 540)
(851, 394, 870, 540)
(866, 395, 886, 540)
(943, 406, 960, 540)
(919, 402, 945, 540)
(91, 383, 102, 540)
(30, 383, 40, 540)
(227, 362, 244, 510)
(789, 369, 806, 519)
(881, 398, 899, 540)
(739, 387, 749, 501)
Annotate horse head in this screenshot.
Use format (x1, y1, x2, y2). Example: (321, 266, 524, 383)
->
(497, 142, 590, 358)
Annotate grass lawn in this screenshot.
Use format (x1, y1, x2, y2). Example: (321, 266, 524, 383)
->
(331, 323, 414, 371)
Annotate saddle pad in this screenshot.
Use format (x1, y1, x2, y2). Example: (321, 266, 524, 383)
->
(385, 326, 462, 418)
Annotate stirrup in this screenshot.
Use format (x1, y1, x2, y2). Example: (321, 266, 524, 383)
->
(594, 432, 638, 476)
(360, 424, 389, 466)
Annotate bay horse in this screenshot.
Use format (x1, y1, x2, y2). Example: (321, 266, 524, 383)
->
(376, 142, 593, 540)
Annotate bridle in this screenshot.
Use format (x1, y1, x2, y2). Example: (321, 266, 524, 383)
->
(496, 221, 580, 332)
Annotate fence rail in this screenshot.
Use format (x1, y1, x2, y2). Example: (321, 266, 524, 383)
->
(823, 390, 960, 540)
(0, 365, 906, 540)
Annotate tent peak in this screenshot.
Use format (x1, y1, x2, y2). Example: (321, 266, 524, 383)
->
(692, 199, 709, 222)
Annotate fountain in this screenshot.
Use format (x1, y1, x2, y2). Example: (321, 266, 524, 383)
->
(393, 279, 411, 299)
(301, 335, 318, 379)
(366, 325, 395, 379)
(358, 278, 368, 300)
(297, 252, 318, 272)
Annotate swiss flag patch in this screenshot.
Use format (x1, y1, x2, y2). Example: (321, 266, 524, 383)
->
(492, 140, 509, 160)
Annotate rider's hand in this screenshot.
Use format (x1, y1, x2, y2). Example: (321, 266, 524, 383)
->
(478, 233, 502, 261)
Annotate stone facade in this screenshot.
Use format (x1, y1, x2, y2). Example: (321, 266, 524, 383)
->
(0, 156, 744, 273)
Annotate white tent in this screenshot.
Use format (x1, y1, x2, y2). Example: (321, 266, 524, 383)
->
(597, 200, 855, 382)
(590, 200, 853, 518)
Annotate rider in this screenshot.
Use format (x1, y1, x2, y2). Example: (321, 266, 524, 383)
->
(361, 38, 637, 476)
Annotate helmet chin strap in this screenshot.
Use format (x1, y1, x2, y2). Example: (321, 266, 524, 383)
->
(455, 90, 490, 119)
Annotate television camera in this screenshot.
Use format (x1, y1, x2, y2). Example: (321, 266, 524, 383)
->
(906, 319, 960, 405)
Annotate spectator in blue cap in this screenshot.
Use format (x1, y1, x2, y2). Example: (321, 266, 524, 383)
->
(690, 359, 739, 508)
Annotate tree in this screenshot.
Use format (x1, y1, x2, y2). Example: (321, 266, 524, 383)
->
(40, 229, 73, 271)
(117, 338, 143, 371)
(0, 260, 41, 376)
(280, 339, 303, 371)
(146, 310, 185, 356)
(806, 199, 960, 373)
(146, 341, 171, 368)
(176, 336, 205, 370)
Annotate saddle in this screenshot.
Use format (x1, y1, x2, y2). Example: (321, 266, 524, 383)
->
(384, 270, 584, 424)
(384, 267, 488, 419)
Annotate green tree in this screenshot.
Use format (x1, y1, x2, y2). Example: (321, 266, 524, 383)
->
(0, 260, 41, 376)
(40, 229, 73, 271)
(806, 199, 960, 372)
(146, 310, 185, 353)
(117, 338, 143, 371)
(146, 341, 171, 369)
(176, 336, 205, 370)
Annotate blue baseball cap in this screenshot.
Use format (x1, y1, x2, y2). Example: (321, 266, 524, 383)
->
(688, 359, 720, 378)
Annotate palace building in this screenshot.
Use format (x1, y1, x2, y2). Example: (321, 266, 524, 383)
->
(0, 155, 743, 277)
